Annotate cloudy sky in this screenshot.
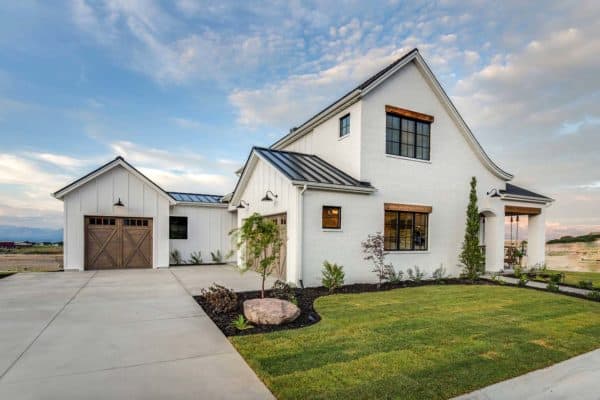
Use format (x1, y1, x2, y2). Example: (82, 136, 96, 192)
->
(0, 0, 598, 238)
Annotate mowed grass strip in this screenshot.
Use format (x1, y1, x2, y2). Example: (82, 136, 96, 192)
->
(231, 285, 600, 400)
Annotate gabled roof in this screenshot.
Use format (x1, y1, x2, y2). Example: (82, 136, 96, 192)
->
(169, 192, 226, 205)
(255, 147, 373, 189)
(500, 183, 553, 203)
(270, 48, 513, 181)
(230, 147, 374, 207)
(53, 156, 175, 204)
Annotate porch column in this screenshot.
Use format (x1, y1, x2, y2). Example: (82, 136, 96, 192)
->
(527, 209, 546, 267)
(484, 213, 505, 272)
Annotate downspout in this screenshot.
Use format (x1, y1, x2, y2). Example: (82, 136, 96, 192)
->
(296, 184, 307, 287)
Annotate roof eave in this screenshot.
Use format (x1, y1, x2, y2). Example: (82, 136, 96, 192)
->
(291, 180, 375, 194)
(501, 194, 554, 205)
(173, 201, 229, 208)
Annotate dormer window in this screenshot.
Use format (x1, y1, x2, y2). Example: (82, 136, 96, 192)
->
(339, 114, 350, 137)
(385, 106, 433, 161)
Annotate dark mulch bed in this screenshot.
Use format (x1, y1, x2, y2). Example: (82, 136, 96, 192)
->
(194, 278, 495, 337)
(0, 272, 15, 279)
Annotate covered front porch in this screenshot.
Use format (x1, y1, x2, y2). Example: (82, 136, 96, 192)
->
(479, 184, 553, 272)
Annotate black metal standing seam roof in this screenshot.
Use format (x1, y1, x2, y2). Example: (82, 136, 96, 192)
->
(168, 192, 224, 204)
(500, 184, 553, 201)
(254, 147, 373, 189)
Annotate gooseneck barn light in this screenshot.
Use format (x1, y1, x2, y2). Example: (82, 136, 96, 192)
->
(261, 190, 278, 202)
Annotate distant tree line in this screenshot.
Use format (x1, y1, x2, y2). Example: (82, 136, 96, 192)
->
(547, 233, 600, 244)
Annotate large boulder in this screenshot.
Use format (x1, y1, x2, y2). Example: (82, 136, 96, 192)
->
(243, 298, 300, 325)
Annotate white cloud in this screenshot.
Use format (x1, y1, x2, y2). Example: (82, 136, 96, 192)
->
(171, 117, 204, 130)
(26, 152, 88, 170)
(229, 46, 411, 129)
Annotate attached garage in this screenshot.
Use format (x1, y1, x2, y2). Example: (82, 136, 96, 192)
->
(53, 157, 174, 271)
(85, 216, 153, 269)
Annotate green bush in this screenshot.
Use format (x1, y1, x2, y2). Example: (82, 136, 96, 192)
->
(322, 261, 345, 293)
(587, 290, 600, 301)
(271, 280, 297, 303)
(407, 266, 425, 283)
(547, 281, 560, 292)
(432, 265, 447, 283)
(211, 250, 223, 263)
(518, 275, 529, 287)
(188, 251, 203, 264)
(578, 280, 594, 290)
(383, 264, 403, 284)
(549, 273, 564, 284)
(170, 249, 183, 265)
(231, 315, 253, 330)
(200, 283, 238, 314)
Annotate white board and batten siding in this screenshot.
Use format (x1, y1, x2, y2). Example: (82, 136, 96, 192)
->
(63, 165, 170, 270)
(169, 205, 237, 263)
(235, 157, 301, 282)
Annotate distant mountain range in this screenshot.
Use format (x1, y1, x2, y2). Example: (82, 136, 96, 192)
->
(0, 225, 63, 242)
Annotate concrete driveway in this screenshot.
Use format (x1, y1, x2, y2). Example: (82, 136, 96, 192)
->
(0, 268, 274, 400)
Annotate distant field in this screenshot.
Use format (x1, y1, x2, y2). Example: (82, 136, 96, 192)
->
(0, 247, 63, 272)
(546, 240, 600, 272)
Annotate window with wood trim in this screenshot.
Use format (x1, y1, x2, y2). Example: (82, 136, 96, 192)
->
(386, 113, 430, 160)
(169, 216, 188, 239)
(339, 114, 350, 137)
(322, 206, 341, 229)
(384, 211, 428, 251)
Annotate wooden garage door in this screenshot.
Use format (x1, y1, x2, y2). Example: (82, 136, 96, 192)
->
(85, 216, 152, 270)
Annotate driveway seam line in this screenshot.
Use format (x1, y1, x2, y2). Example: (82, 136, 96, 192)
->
(1, 350, 237, 384)
(169, 269, 194, 297)
(0, 271, 98, 381)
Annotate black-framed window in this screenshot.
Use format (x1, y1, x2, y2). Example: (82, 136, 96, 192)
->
(386, 113, 430, 160)
(384, 211, 428, 251)
(339, 114, 350, 137)
(169, 216, 188, 239)
(322, 206, 341, 229)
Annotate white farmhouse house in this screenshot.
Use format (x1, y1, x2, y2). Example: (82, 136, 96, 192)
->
(53, 48, 553, 286)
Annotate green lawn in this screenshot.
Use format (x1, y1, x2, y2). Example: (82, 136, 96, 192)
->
(231, 285, 600, 399)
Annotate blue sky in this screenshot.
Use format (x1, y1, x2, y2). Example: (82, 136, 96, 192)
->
(0, 0, 599, 238)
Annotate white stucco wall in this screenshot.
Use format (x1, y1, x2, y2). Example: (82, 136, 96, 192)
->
(234, 157, 301, 282)
(281, 101, 363, 179)
(62, 165, 170, 270)
(295, 61, 511, 286)
(169, 204, 236, 263)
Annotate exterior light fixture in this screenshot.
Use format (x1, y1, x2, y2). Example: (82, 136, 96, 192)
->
(114, 198, 125, 207)
(237, 200, 249, 209)
(486, 188, 501, 198)
(261, 190, 278, 202)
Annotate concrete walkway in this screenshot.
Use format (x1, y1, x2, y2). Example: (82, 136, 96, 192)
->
(455, 348, 600, 399)
(0, 269, 274, 400)
(485, 274, 594, 296)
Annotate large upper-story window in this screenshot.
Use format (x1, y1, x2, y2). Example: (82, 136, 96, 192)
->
(339, 114, 350, 137)
(386, 113, 431, 160)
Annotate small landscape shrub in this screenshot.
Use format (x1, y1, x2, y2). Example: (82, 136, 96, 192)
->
(432, 265, 447, 284)
(231, 315, 253, 330)
(170, 249, 183, 265)
(407, 266, 425, 283)
(547, 281, 560, 292)
(200, 283, 238, 314)
(587, 290, 600, 301)
(321, 261, 345, 293)
(383, 264, 403, 284)
(513, 266, 523, 279)
(211, 250, 223, 263)
(549, 272, 564, 284)
(188, 251, 203, 264)
(271, 280, 297, 303)
(518, 275, 529, 287)
(578, 280, 594, 290)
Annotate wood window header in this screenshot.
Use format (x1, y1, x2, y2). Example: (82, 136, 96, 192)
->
(385, 105, 434, 123)
(505, 205, 541, 215)
(385, 203, 432, 213)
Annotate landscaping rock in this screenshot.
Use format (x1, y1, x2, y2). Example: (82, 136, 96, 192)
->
(243, 298, 300, 325)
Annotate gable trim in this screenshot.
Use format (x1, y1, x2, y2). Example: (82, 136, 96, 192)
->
(53, 156, 176, 204)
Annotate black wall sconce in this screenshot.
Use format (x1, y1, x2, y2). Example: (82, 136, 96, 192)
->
(237, 200, 249, 209)
(261, 190, 278, 202)
(114, 197, 125, 207)
(486, 188, 501, 198)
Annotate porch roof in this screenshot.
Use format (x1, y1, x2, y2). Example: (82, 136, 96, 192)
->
(500, 183, 553, 203)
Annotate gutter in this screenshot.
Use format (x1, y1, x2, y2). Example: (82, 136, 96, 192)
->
(296, 184, 307, 285)
(290, 181, 375, 194)
(500, 194, 554, 205)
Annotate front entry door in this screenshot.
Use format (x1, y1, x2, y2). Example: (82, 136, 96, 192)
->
(85, 216, 152, 270)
